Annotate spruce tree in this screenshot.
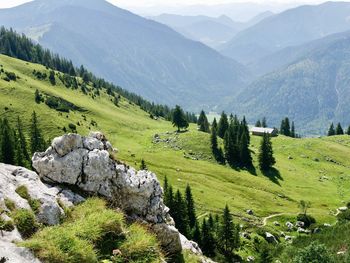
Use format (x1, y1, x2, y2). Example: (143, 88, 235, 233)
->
(280, 119, 285, 135)
(258, 133, 276, 171)
(200, 218, 216, 257)
(239, 131, 252, 168)
(164, 185, 174, 212)
(212, 118, 218, 131)
(185, 184, 196, 229)
(192, 221, 201, 245)
(49, 70, 56, 85)
(255, 120, 262, 127)
(224, 128, 235, 166)
(197, 110, 210, 133)
(172, 105, 189, 132)
(291, 121, 296, 138)
(217, 112, 229, 139)
(140, 159, 147, 170)
(211, 126, 224, 164)
(347, 125, 350, 135)
(328, 123, 335, 136)
(262, 117, 267, 128)
(217, 205, 240, 259)
(336, 123, 344, 135)
(1, 118, 15, 165)
(30, 111, 46, 154)
(163, 176, 169, 196)
(284, 117, 291, 137)
(172, 190, 189, 237)
(16, 117, 30, 166)
(34, 89, 41, 104)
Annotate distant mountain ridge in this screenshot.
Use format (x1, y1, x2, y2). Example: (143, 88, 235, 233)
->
(0, 0, 250, 110)
(220, 1, 350, 64)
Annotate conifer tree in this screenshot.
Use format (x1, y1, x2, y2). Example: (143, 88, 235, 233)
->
(347, 125, 350, 135)
(258, 133, 276, 171)
(30, 111, 46, 154)
(262, 117, 267, 128)
(328, 123, 335, 136)
(34, 89, 41, 104)
(291, 121, 296, 138)
(212, 118, 218, 131)
(172, 105, 189, 132)
(140, 159, 147, 170)
(1, 118, 15, 165)
(201, 218, 216, 257)
(16, 117, 30, 166)
(217, 112, 229, 139)
(185, 184, 196, 229)
(255, 120, 262, 127)
(192, 222, 201, 245)
(172, 190, 189, 237)
(197, 110, 210, 133)
(217, 205, 240, 259)
(211, 126, 224, 164)
(49, 70, 56, 85)
(239, 131, 252, 168)
(163, 176, 169, 196)
(164, 185, 174, 212)
(224, 128, 235, 166)
(336, 123, 344, 135)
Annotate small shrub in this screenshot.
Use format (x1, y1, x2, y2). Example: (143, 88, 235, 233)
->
(292, 242, 335, 263)
(297, 214, 316, 228)
(29, 199, 41, 214)
(0, 217, 15, 234)
(5, 71, 17, 81)
(15, 185, 31, 200)
(12, 209, 38, 238)
(4, 198, 16, 211)
(68, 123, 77, 132)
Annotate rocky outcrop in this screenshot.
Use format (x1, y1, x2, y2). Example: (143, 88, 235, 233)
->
(32, 132, 182, 254)
(0, 163, 85, 263)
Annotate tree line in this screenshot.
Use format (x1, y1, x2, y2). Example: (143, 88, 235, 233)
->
(0, 112, 47, 168)
(163, 177, 241, 262)
(0, 27, 197, 124)
(327, 122, 350, 136)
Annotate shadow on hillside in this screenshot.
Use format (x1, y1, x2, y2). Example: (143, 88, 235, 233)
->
(262, 167, 283, 186)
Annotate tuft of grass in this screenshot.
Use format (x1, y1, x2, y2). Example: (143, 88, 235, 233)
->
(15, 185, 30, 200)
(4, 198, 16, 211)
(0, 217, 15, 233)
(12, 209, 38, 238)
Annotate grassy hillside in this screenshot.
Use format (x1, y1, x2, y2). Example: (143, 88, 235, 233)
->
(1, 54, 350, 229)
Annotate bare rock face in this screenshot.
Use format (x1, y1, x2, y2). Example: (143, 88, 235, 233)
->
(32, 132, 182, 254)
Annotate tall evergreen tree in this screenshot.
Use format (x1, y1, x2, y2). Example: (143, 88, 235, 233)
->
(255, 120, 262, 127)
(347, 125, 350, 135)
(262, 117, 267, 128)
(328, 123, 335, 136)
(211, 126, 225, 164)
(217, 112, 229, 139)
(217, 205, 240, 259)
(239, 131, 252, 168)
(172, 105, 189, 132)
(197, 110, 210, 133)
(280, 117, 291, 136)
(30, 111, 46, 154)
(201, 218, 216, 257)
(212, 118, 218, 131)
(164, 185, 174, 212)
(192, 221, 201, 245)
(224, 127, 235, 166)
(1, 118, 15, 165)
(336, 123, 344, 135)
(185, 184, 197, 229)
(258, 133, 276, 171)
(49, 70, 56, 85)
(16, 116, 30, 165)
(172, 190, 189, 237)
(34, 89, 41, 104)
(291, 121, 296, 138)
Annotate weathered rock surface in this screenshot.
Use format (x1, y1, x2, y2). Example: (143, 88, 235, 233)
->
(0, 163, 85, 263)
(32, 132, 182, 254)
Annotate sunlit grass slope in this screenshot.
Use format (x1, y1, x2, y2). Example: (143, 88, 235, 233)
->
(1, 54, 350, 225)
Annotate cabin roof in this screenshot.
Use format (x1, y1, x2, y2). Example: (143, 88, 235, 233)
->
(250, 127, 276, 134)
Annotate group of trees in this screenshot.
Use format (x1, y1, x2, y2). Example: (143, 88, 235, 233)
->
(255, 117, 267, 128)
(163, 177, 241, 261)
(327, 122, 350, 136)
(280, 117, 298, 138)
(0, 112, 46, 168)
(0, 27, 198, 125)
(210, 112, 252, 168)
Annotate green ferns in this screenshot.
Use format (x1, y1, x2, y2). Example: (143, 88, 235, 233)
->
(21, 198, 164, 263)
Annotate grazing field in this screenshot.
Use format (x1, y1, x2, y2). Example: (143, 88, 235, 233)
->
(1, 54, 350, 227)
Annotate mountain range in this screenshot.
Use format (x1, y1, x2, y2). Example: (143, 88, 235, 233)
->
(0, 0, 249, 110)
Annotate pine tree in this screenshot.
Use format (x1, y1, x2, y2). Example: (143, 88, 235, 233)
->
(30, 111, 46, 154)
(217, 112, 229, 139)
(291, 121, 296, 138)
(1, 118, 15, 165)
(197, 110, 210, 133)
(336, 123, 344, 135)
(258, 133, 276, 171)
(212, 118, 218, 131)
(201, 218, 216, 257)
(172, 105, 189, 132)
(239, 131, 252, 168)
(217, 205, 240, 259)
(163, 176, 169, 196)
(255, 120, 262, 127)
(262, 117, 267, 128)
(16, 117, 30, 167)
(49, 70, 56, 85)
(328, 123, 335, 136)
(211, 126, 224, 164)
(164, 185, 174, 212)
(140, 159, 147, 170)
(34, 89, 41, 104)
(347, 125, 350, 135)
(284, 117, 291, 137)
(185, 184, 196, 229)
(172, 190, 189, 237)
(192, 221, 201, 245)
(224, 128, 235, 166)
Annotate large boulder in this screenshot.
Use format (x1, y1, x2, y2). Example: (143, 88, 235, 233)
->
(32, 132, 182, 254)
